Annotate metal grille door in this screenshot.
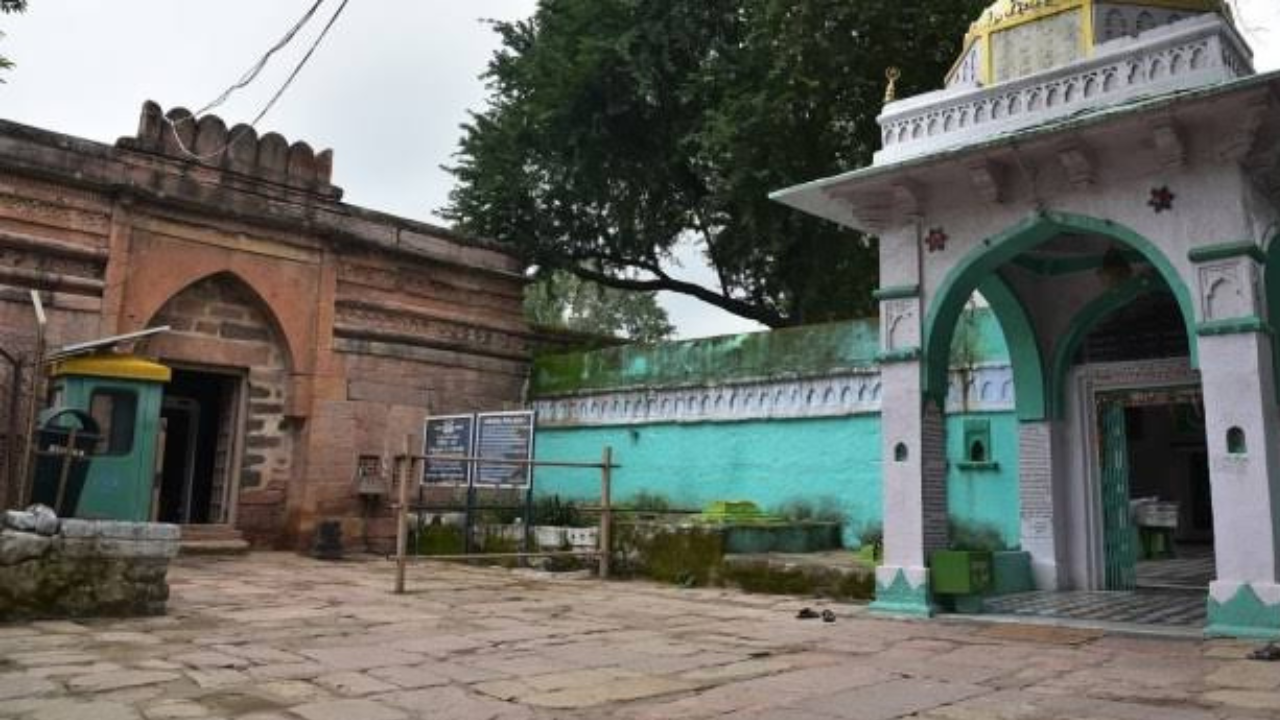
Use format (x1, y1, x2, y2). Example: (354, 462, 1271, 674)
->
(1100, 401, 1137, 591)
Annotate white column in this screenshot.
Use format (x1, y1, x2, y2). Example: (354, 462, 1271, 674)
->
(1200, 331, 1280, 638)
(1193, 248, 1280, 638)
(870, 286, 947, 616)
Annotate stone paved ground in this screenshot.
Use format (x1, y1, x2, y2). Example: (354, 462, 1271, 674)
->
(1, 554, 1279, 719)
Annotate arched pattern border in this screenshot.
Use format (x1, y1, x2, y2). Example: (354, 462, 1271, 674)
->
(923, 211, 1199, 421)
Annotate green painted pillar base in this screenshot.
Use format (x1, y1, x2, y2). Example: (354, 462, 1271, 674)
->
(869, 566, 935, 618)
(1206, 582, 1280, 640)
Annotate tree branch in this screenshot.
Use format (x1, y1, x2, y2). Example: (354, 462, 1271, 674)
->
(559, 261, 787, 328)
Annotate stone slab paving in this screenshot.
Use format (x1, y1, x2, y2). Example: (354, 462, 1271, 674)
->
(0, 553, 1277, 719)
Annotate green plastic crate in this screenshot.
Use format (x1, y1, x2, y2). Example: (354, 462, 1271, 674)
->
(930, 550, 993, 595)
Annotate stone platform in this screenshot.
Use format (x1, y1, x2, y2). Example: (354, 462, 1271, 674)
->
(0, 513, 180, 621)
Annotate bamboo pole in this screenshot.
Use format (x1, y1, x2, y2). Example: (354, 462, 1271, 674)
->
(397, 550, 601, 562)
(404, 454, 612, 470)
(18, 291, 47, 509)
(4, 355, 22, 510)
(394, 441, 411, 595)
(599, 445, 613, 580)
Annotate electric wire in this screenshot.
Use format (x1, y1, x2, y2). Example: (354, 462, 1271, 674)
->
(194, 0, 326, 118)
(163, 0, 353, 163)
(246, 0, 351, 129)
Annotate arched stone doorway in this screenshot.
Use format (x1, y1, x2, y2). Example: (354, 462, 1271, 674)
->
(139, 272, 296, 547)
(873, 212, 1216, 619)
(920, 213, 1200, 590)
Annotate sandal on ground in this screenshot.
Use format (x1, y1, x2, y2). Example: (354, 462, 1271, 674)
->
(796, 607, 820, 620)
(822, 609, 836, 623)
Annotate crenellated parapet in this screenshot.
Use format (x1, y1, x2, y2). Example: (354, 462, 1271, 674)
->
(117, 101, 341, 199)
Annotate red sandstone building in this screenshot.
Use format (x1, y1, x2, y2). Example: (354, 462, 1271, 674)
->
(0, 102, 531, 550)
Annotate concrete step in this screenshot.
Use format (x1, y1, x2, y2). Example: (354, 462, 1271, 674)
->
(179, 525, 251, 556)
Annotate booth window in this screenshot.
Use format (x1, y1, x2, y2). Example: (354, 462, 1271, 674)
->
(89, 390, 137, 456)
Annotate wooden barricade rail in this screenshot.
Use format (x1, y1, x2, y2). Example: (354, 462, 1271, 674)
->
(391, 446, 617, 594)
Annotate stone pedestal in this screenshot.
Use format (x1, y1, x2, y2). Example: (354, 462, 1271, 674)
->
(0, 517, 181, 621)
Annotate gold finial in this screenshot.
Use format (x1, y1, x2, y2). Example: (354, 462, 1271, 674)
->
(884, 67, 901, 105)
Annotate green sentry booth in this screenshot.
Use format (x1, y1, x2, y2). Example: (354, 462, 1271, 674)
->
(47, 354, 170, 521)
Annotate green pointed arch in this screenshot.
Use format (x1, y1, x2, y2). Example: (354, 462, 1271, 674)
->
(923, 211, 1199, 421)
(976, 276, 1046, 421)
(1264, 229, 1280, 404)
(1046, 274, 1162, 419)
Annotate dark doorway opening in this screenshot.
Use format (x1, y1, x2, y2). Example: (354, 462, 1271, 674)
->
(157, 368, 240, 525)
(1125, 400, 1214, 590)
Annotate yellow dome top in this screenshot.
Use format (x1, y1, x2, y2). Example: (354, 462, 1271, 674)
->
(949, 0, 1230, 87)
(966, 0, 1222, 43)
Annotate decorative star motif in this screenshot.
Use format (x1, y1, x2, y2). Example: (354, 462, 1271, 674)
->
(1148, 186, 1176, 213)
(925, 227, 948, 253)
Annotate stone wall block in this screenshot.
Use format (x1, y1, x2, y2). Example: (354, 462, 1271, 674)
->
(287, 142, 318, 186)
(162, 108, 196, 158)
(316, 149, 334, 184)
(257, 133, 290, 182)
(2, 508, 59, 536)
(226, 124, 259, 175)
(135, 100, 165, 150)
(194, 115, 229, 160)
(0, 521, 177, 620)
(0, 531, 51, 566)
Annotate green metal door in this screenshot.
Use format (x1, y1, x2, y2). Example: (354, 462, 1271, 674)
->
(63, 378, 164, 522)
(1100, 400, 1137, 591)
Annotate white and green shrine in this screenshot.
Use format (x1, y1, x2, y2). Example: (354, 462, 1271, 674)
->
(773, 0, 1280, 637)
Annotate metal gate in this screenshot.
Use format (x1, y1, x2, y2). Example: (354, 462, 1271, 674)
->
(1099, 399, 1137, 591)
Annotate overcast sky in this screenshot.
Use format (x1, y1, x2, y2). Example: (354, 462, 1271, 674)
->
(2, 1, 1278, 339)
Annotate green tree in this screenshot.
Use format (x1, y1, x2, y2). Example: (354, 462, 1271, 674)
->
(525, 270, 675, 342)
(0, 0, 27, 82)
(445, 0, 985, 328)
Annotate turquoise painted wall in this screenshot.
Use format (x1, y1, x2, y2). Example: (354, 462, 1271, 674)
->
(533, 416, 884, 547)
(531, 307, 1025, 551)
(945, 412, 1021, 548)
(533, 411, 1022, 549)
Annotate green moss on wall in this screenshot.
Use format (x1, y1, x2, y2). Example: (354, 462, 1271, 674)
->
(533, 319, 883, 395)
(615, 524, 725, 587)
(721, 560, 875, 601)
(534, 309, 1012, 397)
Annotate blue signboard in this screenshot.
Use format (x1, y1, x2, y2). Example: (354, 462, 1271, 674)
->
(474, 411, 536, 488)
(422, 414, 475, 486)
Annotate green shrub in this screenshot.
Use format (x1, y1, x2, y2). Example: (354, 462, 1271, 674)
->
(622, 491, 673, 513)
(858, 522, 884, 560)
(614, 524, 724, 587)
(532, 494, 588, 527)
(949, 520, 1010, 552)
(776, 497, 847, 524)
(414, 521, 465, 556)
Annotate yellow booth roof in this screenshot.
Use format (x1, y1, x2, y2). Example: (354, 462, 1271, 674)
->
(51, 354, 172, 384)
